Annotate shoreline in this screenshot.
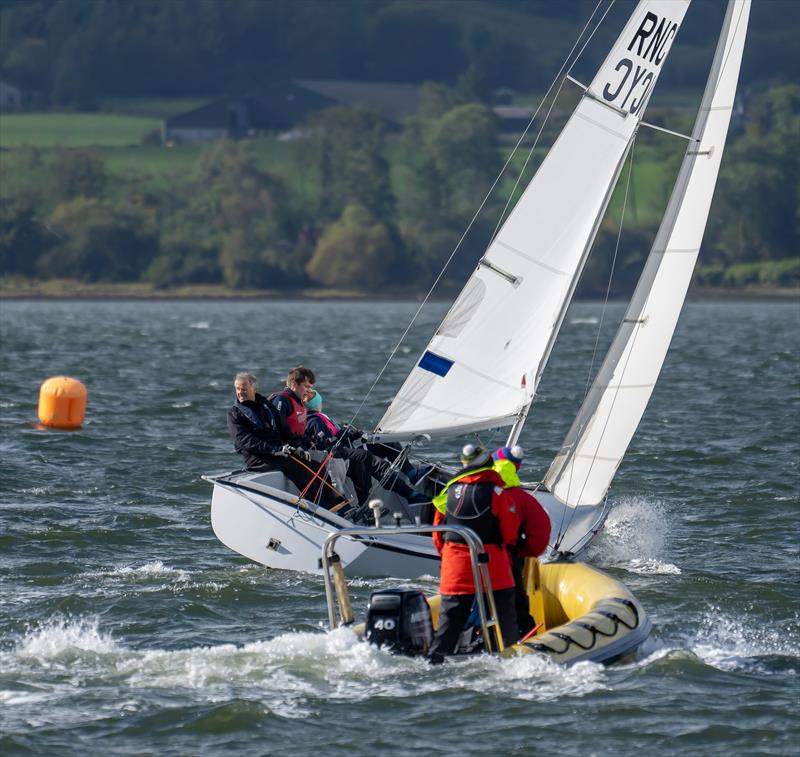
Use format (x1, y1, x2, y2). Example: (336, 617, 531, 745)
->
(0, 280, 797, 303)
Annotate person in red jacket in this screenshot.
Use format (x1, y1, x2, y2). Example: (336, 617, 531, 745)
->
(492, 446, 551, 636)
(427, 445, 521, 660)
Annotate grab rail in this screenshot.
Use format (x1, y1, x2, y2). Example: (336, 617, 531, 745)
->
(321, 523, 505, 653)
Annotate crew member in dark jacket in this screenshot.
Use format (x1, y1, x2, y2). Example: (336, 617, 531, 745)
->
(303, 389, 427, 508)
(227, 372, 339, 508)
(427, 445, 521, 660)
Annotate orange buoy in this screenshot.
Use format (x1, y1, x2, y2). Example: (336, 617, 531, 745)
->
(38, 376, 87, 430)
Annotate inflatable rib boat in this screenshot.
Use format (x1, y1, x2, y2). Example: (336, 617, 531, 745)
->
(323, 525, 651, 665)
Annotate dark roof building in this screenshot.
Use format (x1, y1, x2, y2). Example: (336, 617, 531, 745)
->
(163, 79, 536, 143)
(163, 81, 339, 142)
(294, 79, 421, 126)
(164, 79, 422, 142)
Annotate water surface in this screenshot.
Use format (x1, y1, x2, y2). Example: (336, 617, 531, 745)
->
(0, 300, 797, 756)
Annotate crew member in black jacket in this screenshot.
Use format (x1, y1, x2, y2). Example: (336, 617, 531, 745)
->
(226, 372, 339, 508)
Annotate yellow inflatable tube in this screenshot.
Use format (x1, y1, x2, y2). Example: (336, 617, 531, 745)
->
(427, 558, 651, 665)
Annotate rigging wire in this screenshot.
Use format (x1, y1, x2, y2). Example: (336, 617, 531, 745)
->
(344, 0, 613, 435)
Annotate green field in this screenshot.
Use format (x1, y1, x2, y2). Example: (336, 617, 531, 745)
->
(0, 105, 674, 228)
(0, 113, 161, 148)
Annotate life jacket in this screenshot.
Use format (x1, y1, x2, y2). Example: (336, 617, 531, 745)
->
(308, 410, 339, 438)
(443, 480, 504, 546)
(269, 389, 307, 435)
(432, 464, 495, 513)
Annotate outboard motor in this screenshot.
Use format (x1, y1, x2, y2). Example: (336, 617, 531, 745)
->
(365, 588, 433, 656)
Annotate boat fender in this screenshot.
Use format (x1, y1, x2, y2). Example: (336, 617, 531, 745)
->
(365, 588, 433, 656)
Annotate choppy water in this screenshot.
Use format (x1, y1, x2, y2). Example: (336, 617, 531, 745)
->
(0, 299, 797, 756)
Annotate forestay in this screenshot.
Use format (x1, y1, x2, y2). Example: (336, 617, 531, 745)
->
(546, 0, 751, 508)
(376, 0, 689, 441)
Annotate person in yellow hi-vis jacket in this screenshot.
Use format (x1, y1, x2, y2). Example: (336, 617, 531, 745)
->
(492, 446, 551, 637)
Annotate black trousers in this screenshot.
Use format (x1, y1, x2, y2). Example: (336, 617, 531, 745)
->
(334, 447, 414, 505)
(428, 587, 518, 657)
(366, 441, 416, 477)
(509, 546, 536, 636)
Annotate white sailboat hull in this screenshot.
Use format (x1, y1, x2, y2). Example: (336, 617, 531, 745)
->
(208, 470, 606, 576)
(209, 471, 441, 577)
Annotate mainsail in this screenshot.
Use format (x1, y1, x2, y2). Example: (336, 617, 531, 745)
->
(545, 0, 751, 508)
(376, 0, 689, 441)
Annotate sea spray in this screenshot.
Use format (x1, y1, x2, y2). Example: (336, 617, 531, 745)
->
(590, 496, 681, 574)
(15, 616, 121, 661)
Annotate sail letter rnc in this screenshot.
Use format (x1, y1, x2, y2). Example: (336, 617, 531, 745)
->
(628, 12, 677, 63)
(418, 351, 454, 377)
(603, 7, 680, 115)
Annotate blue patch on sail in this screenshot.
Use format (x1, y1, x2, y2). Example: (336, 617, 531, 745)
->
(418, 351, 453, 377)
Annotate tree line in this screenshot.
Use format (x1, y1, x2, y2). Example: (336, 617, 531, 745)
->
(1, 0, 797, 107)
(1, 81, 798, 293)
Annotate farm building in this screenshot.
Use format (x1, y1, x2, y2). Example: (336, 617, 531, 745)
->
(163, 79, 534, 142)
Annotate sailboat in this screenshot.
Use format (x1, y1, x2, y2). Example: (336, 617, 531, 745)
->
(206, 0, 750, 579)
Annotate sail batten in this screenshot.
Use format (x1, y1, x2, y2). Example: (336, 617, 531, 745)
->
(377, 0, 689, 441)
(545, 0, 751, 509)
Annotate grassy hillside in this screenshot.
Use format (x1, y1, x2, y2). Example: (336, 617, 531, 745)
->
(2, 87, 795, 295)
(0, 113, 161, 148)
(0, 106, 675, 223)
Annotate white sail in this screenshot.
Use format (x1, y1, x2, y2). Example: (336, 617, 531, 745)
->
(545, 0, 750, 508)
(376, 0, 689, 441)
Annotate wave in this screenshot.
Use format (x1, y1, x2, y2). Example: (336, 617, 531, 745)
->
(12, 616, 121, 660)
(80, 560, 190, 582)
(1, 618, 612, 711)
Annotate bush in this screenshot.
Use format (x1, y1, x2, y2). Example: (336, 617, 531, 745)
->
(722, 262, 761, 287)
(0, 199, 51, 276)
(696, 260, 799, 288)
(144, 238, 221, 288)
(757, 258, 800, 286)
(306, 205, 398, 289)
(694, 264, 726, 287)
(49, 149, 107, 200)
(218, 232, 304, 289)
(39, 198, 157, 281)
